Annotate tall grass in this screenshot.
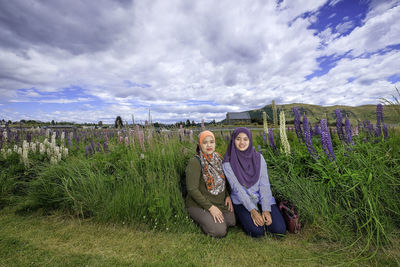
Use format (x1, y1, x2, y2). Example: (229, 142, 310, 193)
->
(24, 131, 197, 232)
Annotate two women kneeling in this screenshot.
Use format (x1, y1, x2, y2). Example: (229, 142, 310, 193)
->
(185, 128, 286, 238)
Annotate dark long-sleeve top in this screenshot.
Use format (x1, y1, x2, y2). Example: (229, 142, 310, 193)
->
(222, 154, 276, 212)
(185, 157, 229, 211)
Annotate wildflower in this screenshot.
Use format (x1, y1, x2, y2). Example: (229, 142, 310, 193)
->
(39, 143, 45, 155)
(320, 119, 336, 161)
(351, 126, 359, 136)
(303, 115, 316, 157)
(103, 141, 109, 152)
(2, 130, 7, 141)
(345, 117, 352, 144)
(85, 145, 90, 159)
(262, 111, 268, 135)
(179, 125, 184, 141)
(257, 145, 262, 152)
(140, 153, 145, 159)
(335, 109, 345, 141)
(279, 111, 291, 155)
(383, 124, 389, 140)
(268, 128, 276, 150)
(189, 130, 193, 142)
(61, 131, 65, 144)
(292, 107, 303, 143)
(125, 136, 129, 146)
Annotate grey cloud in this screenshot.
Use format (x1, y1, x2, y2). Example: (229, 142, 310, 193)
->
(0, 1, 131, 54)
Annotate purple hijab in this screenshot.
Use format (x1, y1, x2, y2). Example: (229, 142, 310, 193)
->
(223, 127, 261, 188)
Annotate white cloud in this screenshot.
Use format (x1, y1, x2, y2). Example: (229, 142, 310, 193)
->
(0, 0, 399, 123)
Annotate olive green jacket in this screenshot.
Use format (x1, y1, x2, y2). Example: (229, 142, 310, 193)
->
(185, 157, 229, 211)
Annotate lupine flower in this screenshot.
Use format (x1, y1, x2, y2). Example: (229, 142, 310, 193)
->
(268, 128, 276, 150)
(351, 126, 359, 136)
(345, 117, 352, 144)
(303, 115, 316, 157)
(27, 132, 32, 143)
(279, 111, 291, 155)
(91, 140, 96, 153)
(262, 111, 268, 135)
(85, 145, 90, 159)
(189, 130, 193, 142)
(138, 130, 145, 151)
(257, 145, 262, 152)
(262, 131, 267, 146)
(383, 124, 389, 140)
(335, 109, 345, 141)
(97, 142, 102, 152)
(293, 107, 303, 143)
(320, 119, 336, 161)
(140, 153, 145, 159)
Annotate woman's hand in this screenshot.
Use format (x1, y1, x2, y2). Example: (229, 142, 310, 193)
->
(225, 196, 233, 212)
(209, 205, 224, 223)
(250, 209, 264, 226)
(262, 211, 272, 226)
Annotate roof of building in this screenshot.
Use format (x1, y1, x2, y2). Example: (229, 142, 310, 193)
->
(226, 112, 251, 120)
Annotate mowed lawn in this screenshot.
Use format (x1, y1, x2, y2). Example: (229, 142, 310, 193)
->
(1, 209, 399, 266)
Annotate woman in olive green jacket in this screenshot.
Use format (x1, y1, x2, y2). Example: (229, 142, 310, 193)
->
(185, 130, 235, 237)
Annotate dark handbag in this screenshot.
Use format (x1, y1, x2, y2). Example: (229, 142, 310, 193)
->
(279, 201, 301, 234)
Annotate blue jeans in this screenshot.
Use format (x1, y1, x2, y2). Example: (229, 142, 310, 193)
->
(233, 203, 286, 238)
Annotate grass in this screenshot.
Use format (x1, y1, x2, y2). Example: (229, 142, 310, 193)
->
(1, 208, 399, 266)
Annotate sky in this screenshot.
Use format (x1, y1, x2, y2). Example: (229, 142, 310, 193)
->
(0, 0, 399, 124)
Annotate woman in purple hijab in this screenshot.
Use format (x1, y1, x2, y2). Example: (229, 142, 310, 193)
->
(223, 127, 286, 237)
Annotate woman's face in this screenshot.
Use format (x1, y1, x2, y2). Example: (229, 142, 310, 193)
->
(234, 132, 250, 151)
(200, 136, 215, 155)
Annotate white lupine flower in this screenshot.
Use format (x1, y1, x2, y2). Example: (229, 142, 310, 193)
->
(61, 132, 65, 143)
(57, 153, 62, 162)
(279, 111, 291, 155)
(63, 147, 68, 157)
(7, 149, 12, 155)
(2, 131, 7, 141)
(22, 149, 29, 167)
(46, 129, 51, 139)
(14, 145, 18, 152)
(31, 142, 37, 153)
(47, 148, 51, 157)
(69, 132, 73, 140)
(50, 156, 57, 165)
(1, 148, 5, 158)
(263, 111, 269, 134)
(17, 147, 23, 155)
(23, 140, 29, 151)
(54, 146, 60, 156)
(40, 143, 45, 155)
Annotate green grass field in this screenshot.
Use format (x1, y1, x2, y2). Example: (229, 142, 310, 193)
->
(1, 208, 399, 266)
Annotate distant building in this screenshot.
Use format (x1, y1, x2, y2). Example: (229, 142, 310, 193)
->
(225, 112, 251, 125)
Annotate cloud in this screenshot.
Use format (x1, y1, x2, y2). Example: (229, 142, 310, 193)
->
(0, 0, 399, 123)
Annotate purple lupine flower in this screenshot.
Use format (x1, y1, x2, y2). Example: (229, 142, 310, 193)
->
(138, 130, 145, 151)
(103, 141, 109, 152)
(313, 124, 320, 136)
(268, 128, 276, 150)
(293, 107, 303, 143)
(335, 109, 345, 141)
(27, 132, 32, 143)
(383, 124, 389, 140)
(345, 117, 352, 144)
(257, 145, 262, 152)
(320, 119, 336, 161)
(91, 140, 96, 153)
(374, 127, 380, 137)
(97, 142, 101, 152)
(303, 115, 316, 157)
(85, 145, 90, 159)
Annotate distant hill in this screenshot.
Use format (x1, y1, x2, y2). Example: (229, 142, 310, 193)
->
(246, 103, 399, 126)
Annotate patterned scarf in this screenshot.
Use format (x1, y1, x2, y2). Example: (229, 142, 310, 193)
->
(199, 151, 226, 195)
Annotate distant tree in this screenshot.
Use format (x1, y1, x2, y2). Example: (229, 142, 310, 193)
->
(191, 120, 195, 126)
(98, 121, 103, 127)
(186, 119, 191, 127)
(115, 116, 123, 129)
(51, 120, 55, 125)
(7, 120, 12, 124)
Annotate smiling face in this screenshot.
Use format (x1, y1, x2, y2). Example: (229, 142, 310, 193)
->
(200, 135, 215, 155)
(234, 132, 250, 151)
